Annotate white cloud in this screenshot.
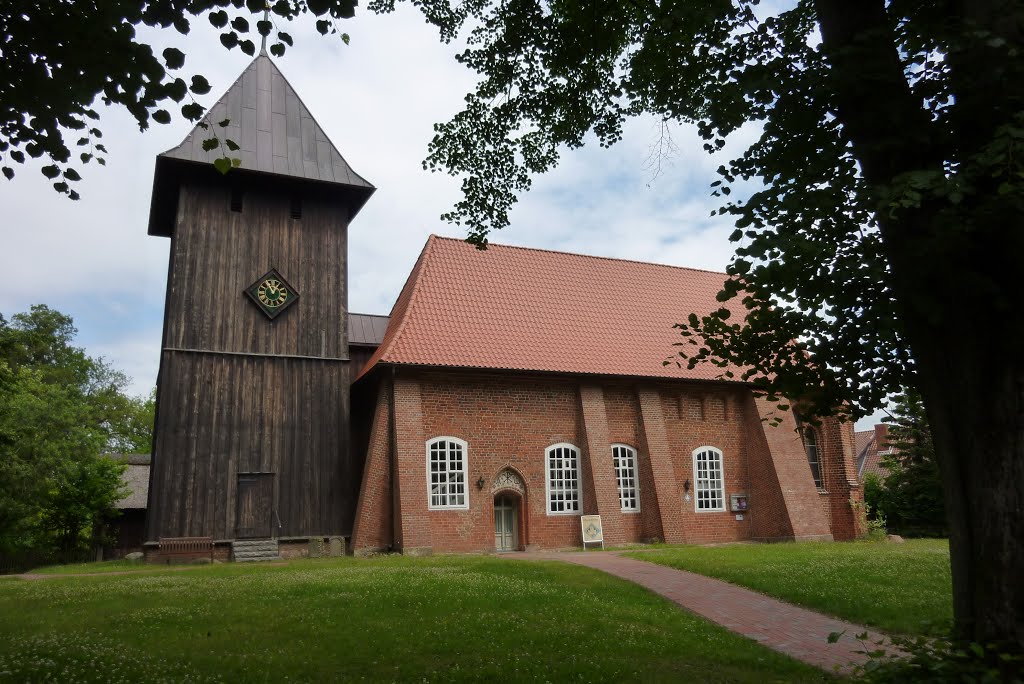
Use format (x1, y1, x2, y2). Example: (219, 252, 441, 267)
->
(0, 5, 745, 391)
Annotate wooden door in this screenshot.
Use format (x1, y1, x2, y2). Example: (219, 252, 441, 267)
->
(236, 474, 274, 538)
(494, 494, 518, 552)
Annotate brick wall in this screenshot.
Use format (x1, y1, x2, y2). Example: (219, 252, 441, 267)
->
(661, 386, 752, 544)
(351, 385, 393, 553)
(350, 368, 863, 553)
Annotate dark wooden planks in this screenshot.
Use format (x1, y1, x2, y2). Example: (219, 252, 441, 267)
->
(164, 182, 349, 359)
(147, 352, 354, 540)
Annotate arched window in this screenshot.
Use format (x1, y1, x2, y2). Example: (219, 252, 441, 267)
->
(546, 443, 580, 514)
(612, 444, 640, 512)
(692, 446, 725, 511)
(803, 428, 824, 490)
(426, 437, 468, 510)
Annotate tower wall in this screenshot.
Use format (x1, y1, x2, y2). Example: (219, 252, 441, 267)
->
(147, 178, 355, 541)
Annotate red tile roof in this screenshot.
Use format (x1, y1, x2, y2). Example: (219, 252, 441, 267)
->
(357, 235, 745, 382)
(855, 430, 874, 459)
(856, 426, 892, 480)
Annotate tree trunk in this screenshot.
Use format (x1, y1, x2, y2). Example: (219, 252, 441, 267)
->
(815, 0, 1024, 653)
(911, 334, 1024, 652)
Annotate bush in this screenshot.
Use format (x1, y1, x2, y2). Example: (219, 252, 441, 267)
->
(841, 630, 1024, 683)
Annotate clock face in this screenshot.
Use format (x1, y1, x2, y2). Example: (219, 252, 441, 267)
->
(257, 278, 289, 308)
(245, 269, 299, 319)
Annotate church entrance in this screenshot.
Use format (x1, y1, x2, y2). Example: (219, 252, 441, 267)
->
(494, 493, 519, 552)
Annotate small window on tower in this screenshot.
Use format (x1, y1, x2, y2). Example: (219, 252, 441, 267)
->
(289, 194, 302, 220)
(230, 187, 244, 213)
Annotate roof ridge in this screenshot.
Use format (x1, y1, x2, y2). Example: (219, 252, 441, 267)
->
(429, 235, 729, 278)
(349, 311, 390, 319)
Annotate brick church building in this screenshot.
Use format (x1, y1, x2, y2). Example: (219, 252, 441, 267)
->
(349, 237, 864, 553)
(144, 50, 863, 559)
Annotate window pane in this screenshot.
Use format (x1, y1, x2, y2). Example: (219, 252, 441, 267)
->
(694, 448, 724, 511)
(547, 445, 580, 514)
(427, 438, 467, 508)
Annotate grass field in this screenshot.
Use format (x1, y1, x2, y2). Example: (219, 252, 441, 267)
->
(0, 556, 832, 682)
(27, 559, 155, 575)
(625, 539, 952, 636)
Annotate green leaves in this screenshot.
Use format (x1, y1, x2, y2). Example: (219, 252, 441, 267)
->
(162, 47, 185, 69)
(0, 0, 358, 195)
(0, 306, 142, 552)
(209, 10, 229, 28)
(181, 102, 205, 120)
(202, 137, 220, 151)
(190, 75, 212, 95)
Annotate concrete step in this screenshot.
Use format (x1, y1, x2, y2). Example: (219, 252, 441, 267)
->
(233, 539, 277, 547)
(232, 539, 279, 562)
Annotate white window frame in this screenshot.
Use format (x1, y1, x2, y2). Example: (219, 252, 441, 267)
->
(545, 443, 581, 515)
(692, 446, 726, 512)
(426, 436, 469, 510)
(612, 444, 640, 512)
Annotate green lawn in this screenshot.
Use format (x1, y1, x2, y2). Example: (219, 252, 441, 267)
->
(625, 539, 952, 636)
(28, 559, 155, 575)
(0, 556, 831, 682)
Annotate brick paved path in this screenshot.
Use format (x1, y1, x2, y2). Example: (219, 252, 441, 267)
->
(515, 551, 892, 673)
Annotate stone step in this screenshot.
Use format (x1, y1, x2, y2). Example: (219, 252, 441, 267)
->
(233, 549, 279, 557)
(232, 538, 279, 562)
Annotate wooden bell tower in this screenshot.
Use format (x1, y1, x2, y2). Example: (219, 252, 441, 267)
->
(144, 51, 374, 545)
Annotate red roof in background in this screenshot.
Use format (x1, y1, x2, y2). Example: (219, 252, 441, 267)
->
(357, 235, 745, 382)
(855, 430, 874, 458)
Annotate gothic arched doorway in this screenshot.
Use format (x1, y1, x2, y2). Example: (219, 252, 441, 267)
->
(494, 492, 519, 552)
(492, 468, 526, 552)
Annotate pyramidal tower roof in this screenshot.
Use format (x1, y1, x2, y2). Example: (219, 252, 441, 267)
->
(148, 51, 375, 236)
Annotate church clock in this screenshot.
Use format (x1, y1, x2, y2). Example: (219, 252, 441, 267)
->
(245, 268, 299, 320)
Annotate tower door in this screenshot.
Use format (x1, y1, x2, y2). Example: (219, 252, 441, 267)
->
(494, 493, 519, 552)
(236, 474, 274, 538)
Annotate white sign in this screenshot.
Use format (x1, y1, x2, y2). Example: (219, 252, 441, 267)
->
(581, 515, 604, 549)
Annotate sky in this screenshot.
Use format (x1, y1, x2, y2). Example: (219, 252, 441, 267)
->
(0, 4, 884, 429)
